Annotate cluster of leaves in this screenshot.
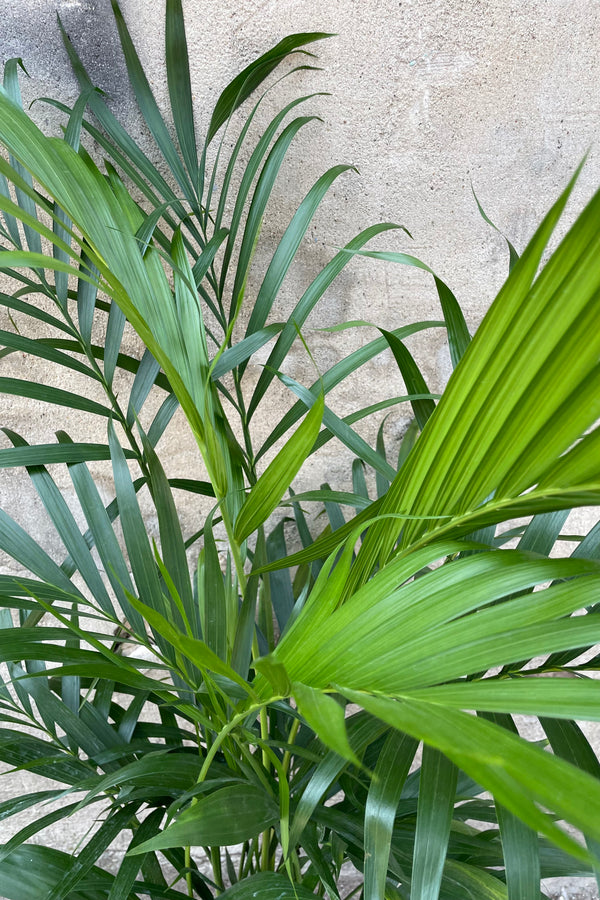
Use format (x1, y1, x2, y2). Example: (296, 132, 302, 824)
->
(0, 1, 599, 898)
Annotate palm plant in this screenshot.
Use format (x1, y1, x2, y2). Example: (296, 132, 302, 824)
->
(0, 2, 599, 898)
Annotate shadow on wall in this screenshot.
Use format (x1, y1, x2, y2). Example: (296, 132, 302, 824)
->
(4, 0, 131, 109)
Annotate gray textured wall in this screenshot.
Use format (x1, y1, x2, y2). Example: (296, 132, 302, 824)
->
(3, 0, 600, 499)
(1, 1, 600, 896)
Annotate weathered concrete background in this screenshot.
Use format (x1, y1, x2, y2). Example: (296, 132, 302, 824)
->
(1, 1, 600, 897)
(3, 0, 600, 502)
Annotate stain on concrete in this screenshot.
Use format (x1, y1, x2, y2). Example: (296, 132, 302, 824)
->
(4, 0, 133, 114)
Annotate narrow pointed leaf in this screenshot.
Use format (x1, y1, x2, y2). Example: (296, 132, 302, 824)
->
(363, 730, 418, 900)
(165, 0, 198, 183)
(411, 746, 458, 900)
(206, 32, 332, 144)
(234, 393, 324, 542)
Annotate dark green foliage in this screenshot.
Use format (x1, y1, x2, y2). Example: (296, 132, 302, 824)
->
(0, 3, 599, 899)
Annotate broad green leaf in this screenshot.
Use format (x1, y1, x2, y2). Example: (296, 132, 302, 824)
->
(292, 683, 359, 764)
(269, 549, 600, 693)
(349, 163, 600, 584)
(340, 689, 600, 863)
(131, 784, 278, 851)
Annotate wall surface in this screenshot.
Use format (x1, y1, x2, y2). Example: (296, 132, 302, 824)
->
(3, 0, 600, 492)
(1, 1, 600, 897)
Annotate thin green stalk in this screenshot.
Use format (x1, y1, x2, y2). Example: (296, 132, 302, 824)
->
(233, 373, 257, 479)
(184, 846, 193, 897)
(261, 827, 273, 872)
(195, 701, 272, 786)
(260, 704, 271, 870)
(282, 716, 301, 776)
(211, 847, 224, 892)
(237, 841, 248, 882)
(220, 502, 247, 596)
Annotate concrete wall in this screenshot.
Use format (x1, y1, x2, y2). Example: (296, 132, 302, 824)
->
(3, 0, 600, 503)
(1, 1, 600, 897)
(2, 0, 600, 523)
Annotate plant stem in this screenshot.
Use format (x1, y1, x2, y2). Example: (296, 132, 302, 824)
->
(214, 491, 247, 596)
(184, 847, 193, 897)
(196, 701, 272, 786)
(282, 716, 301, 776)
(259, 704, 271, 870)
(211, 847, 224, 892)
